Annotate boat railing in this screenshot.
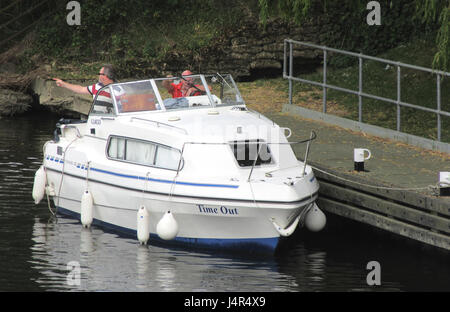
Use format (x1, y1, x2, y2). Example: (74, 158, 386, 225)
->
(174, 131, 317, 181)
(248, 130, 317, 181)
(130, 117, 188, 135)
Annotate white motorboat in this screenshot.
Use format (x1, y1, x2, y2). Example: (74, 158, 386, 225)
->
(32, 73, 326, 254)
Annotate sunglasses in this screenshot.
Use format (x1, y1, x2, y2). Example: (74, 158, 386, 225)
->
(98, 73, 106, 75)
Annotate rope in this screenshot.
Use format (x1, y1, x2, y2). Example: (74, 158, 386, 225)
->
(85, 161, 91, 190)
(141, 172, 150, 206)
(55, 136, 80, 216)
(45, 170, 56, 218)
(311, 165, 444, 195)
(41, 141, 57, 218)
(299, 202, 314, 228)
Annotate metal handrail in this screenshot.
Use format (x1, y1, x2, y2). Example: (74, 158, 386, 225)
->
(284, 39, 450, 142)
(284, 39, 450, 76)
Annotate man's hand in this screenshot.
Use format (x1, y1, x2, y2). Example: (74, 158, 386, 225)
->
(53, 78, 64, 87)
(51, 78, 89, 95)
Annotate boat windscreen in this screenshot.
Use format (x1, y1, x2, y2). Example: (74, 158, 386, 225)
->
(112, 81, 159, 113)
(206, 73, 244, 106)
(154, 74, 244, 110)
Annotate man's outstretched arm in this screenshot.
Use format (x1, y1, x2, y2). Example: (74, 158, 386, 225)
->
(53, 78, 90, 95)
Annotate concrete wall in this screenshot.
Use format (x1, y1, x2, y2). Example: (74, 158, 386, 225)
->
(30, 77, 92, 117)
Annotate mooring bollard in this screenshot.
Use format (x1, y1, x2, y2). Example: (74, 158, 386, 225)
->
(439, 172, 450, 196)
(354, 148, 371, 172)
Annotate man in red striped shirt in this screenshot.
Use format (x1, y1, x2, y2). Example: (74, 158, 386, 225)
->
(53, 64, 116, 99)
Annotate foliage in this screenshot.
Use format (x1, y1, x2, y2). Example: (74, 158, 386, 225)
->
(3, 0, 448, 77)
(258, 0, 449, 71)
(259, 0, 317, 25)
(434, 6, 449, 71)
(414, 0, 449, 71)
(21, 0, 244, 77)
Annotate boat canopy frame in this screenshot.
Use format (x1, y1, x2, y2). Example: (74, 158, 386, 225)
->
(89, 74, 245, 117)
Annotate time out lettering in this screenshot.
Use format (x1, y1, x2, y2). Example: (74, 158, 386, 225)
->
(197, 205, 238, 215)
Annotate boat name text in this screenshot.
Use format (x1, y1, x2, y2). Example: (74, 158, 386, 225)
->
(197, 204, 238, 215)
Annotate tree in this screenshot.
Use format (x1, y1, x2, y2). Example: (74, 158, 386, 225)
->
(415, 0, 449, 71)
(258, 0, 449, 71)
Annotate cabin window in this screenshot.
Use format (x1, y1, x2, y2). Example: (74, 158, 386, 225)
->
(108, 137, 126, 160)
(230, 140, 273, 167)
(107, 136, 181, 170)
(125, 139, 156, 166)
(155, 145, 182, 170)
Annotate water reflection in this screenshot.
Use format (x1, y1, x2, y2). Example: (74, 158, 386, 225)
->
(29, 215, 302, 291)
(306, 251, 327, 285)
(136, 245, 150, 290)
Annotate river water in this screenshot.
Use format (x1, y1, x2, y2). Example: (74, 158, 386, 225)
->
(0, 112, 449, 292)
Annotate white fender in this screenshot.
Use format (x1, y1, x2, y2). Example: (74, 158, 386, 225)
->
(156, 211, 179, 240)
(137, 205, 150, 245)
(80, 189, 93, 228)
(271, 214, 301, 237)
(305, 203, 326, 232)
(32, 166, 46, 204)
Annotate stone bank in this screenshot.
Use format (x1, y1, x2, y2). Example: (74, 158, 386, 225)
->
(174, 16, 331, 78)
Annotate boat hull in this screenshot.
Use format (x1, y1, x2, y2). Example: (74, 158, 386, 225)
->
(56, 206, 280, 253)
(46, 166, 317, 254)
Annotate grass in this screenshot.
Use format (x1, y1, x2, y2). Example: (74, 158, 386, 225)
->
(239, 37, 450, 143)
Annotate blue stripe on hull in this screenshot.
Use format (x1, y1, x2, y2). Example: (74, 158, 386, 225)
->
(56, 207, 279, 255)
(46, 156, 239, 189)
